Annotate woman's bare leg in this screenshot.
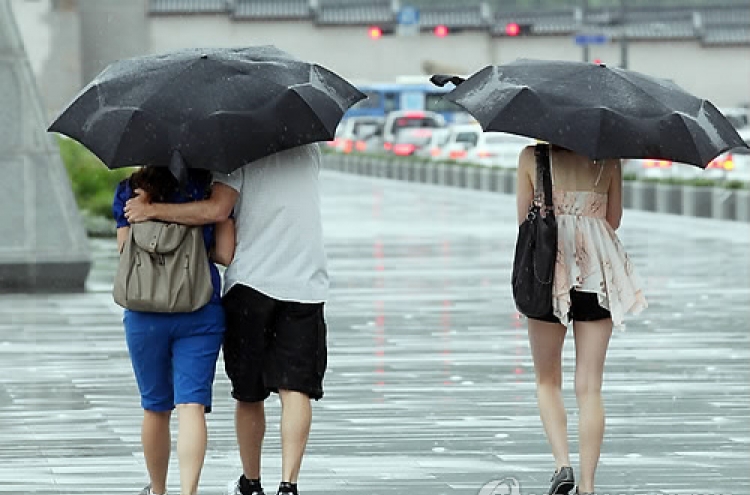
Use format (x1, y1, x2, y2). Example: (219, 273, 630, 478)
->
(176, 403, 208, 495)
(528, 318, 571, 470)
(142, 409, 171, 495)
(573, 319, 612, 494)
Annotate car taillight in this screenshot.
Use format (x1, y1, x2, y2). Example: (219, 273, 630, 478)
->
(343, 139, 353, 154)
(384, 142, 393, 151)
(327, 138, 340, 148)
(707, 154, 734, 170)
(355, 140, 366, 152)
(393, 143, 416, 155)
(643, 159, 671, 168)
(476, 150, 496, 158)
(449, 150, 467, 159)
(431, 148, 442, 157)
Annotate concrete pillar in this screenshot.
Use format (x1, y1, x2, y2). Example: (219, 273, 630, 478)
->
(376, 157, 387, 178)
(469, 166, 482, 190)
(437, 161, 447, 185)
(712, 188, 736, 221)
(655, 183, 682, 215)
(478, 167, 491, 191)
(78, 0, 148, 83)
(734, 189, 750, 223)
(488, 168, 500, 192)
(622, 181, 633, 209)
(0, 0, 91, 291)
(682, 185, 713, 218)
(631, 181, 657, 212)
(501, 169, 515, 194)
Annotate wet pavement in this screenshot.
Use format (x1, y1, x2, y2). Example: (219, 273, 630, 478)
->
(1, 170, 749, 495)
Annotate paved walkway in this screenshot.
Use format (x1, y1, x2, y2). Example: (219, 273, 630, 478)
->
(1, 171, 748, 495)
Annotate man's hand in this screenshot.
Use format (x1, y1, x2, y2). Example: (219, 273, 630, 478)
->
(124, 189, 153, 223)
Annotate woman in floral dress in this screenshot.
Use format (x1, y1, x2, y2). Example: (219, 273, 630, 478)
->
(515, 144, 647, 495)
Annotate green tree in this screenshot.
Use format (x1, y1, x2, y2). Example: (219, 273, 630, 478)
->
(58, 137, 134, 218)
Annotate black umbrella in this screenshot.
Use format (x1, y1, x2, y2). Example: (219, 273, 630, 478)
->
(432, 59, 748, 167)
(48, 46, 365, 176)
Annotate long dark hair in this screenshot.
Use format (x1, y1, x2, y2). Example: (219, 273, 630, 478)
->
(128, 167, 211, 202)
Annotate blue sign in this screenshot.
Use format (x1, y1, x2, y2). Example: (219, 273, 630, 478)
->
(398, 6, 420, 25)
(574, 33, 609, 45)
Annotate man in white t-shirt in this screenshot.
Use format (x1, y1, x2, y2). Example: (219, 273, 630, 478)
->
(124, 144, 328, 495)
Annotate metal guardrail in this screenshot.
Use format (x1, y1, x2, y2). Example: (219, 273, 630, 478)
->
(323, 153, 750, 223)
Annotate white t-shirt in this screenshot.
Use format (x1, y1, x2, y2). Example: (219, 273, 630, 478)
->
(213, 144, 329, 303)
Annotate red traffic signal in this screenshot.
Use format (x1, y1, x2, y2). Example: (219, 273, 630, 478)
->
(434, 25, 449, 38)
(368, 26, 383, 39)
(505, 22, 532, 36)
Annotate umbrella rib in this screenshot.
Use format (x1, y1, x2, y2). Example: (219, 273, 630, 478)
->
(671, 112, 712, 167)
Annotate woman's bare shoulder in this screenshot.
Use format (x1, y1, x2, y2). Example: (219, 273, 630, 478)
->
(518, 145, 536, 167)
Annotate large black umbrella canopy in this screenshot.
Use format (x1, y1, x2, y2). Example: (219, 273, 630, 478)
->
(433, 59, 748, 167)
(48, 46, 366, 174)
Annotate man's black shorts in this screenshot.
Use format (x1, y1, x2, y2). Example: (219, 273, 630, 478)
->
(530, 290, 611, 324)
(222, 284, 327, 402)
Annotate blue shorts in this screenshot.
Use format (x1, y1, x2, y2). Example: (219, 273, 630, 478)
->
(124, 302, 226, 412)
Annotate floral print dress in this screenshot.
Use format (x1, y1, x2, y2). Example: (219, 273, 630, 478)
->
(547, 158, 647, 329)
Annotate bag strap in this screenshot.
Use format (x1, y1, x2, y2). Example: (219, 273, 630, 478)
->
(534, 144, 553, 213)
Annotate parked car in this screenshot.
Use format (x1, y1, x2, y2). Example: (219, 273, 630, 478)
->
(623, 150, 749, 183)
(381, 110, 446, 152)
(333, 116, 384, 153)
(414, 128, 451, 160)
(390, 128, 438, 157)
(438, 124, 482, 162)
(465, 132, 536, 168)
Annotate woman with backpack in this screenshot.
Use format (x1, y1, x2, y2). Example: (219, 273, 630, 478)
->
(112, 166, 235, 495)
(515, 144, 646, 495)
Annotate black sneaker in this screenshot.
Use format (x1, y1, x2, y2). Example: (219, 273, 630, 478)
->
(233, 476, 265, 495)
(548, 466, 575, 495)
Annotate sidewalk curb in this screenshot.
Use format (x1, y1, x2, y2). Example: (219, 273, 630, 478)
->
(323, 154, 750, 223)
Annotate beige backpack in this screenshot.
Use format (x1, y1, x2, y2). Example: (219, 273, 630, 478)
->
(113, 221, 213, 313)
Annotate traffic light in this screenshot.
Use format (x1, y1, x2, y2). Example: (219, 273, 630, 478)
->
(504, 22, 533, 36)
(433, 24, 449, 38)
(367, 25, 395, 39)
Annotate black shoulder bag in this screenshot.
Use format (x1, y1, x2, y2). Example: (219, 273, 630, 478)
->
(511, 144, 557, 318)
